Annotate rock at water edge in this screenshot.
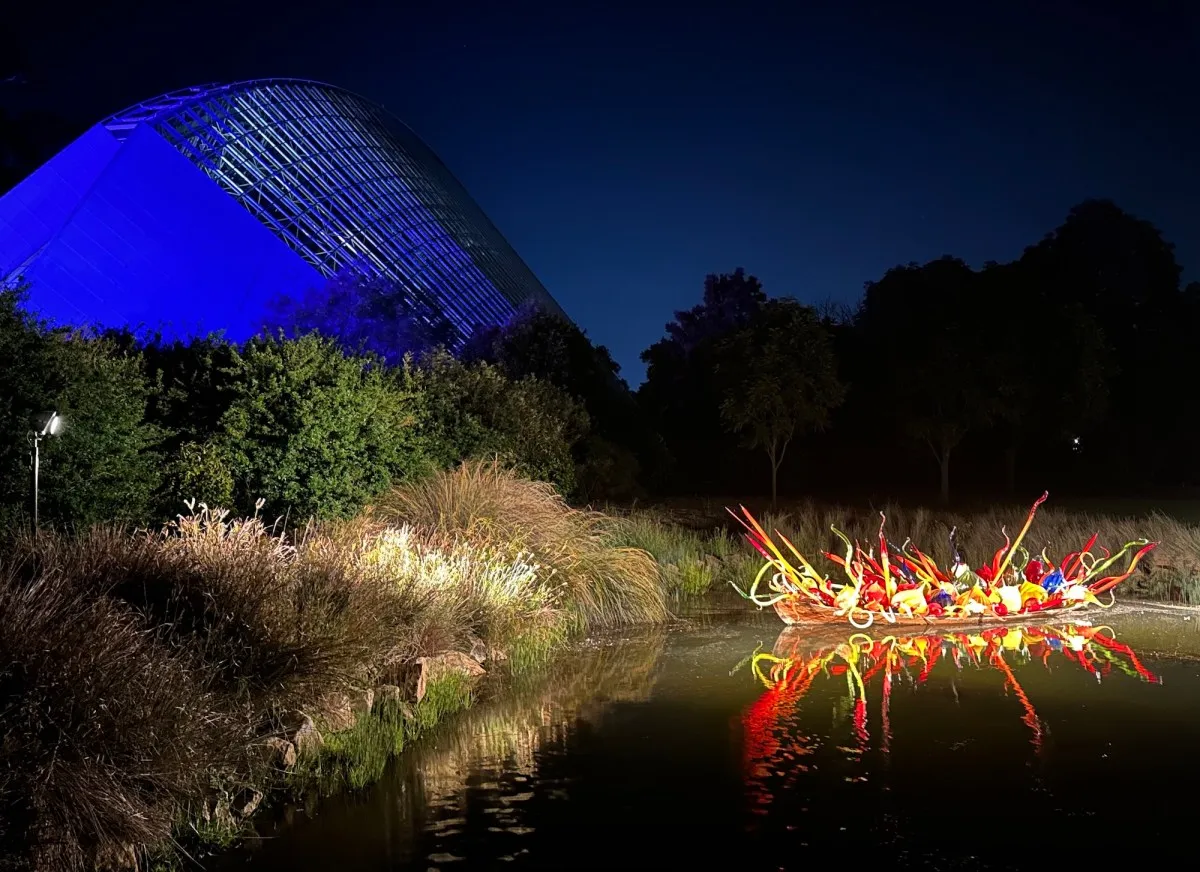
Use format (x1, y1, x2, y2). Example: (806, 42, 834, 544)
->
(415, 651, 486, 702)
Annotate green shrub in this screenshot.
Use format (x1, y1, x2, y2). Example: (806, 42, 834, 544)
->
(38, 334, 165, 527)
(408, 350, 587, 494)
(0, 286, 52, 518)
(217, 333, 431, 519)
(0, 290, 163, 528)
(164, 439, 235, 509)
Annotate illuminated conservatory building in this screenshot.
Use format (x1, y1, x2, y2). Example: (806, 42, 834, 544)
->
(0, 79, 565, 344)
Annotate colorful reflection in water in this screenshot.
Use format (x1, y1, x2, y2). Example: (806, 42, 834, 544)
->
(740, 622, 1160, 809)
(217, 613, 1200, 870)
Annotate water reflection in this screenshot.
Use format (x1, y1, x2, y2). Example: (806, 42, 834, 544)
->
(404, 631, 665, 833)
(222, 612, 1200, 871)
(740, 621, 1162, 816)
(228, 631, 666, 870)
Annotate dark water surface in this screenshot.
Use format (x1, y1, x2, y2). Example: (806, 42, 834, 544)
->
(218, 600, 1200, 870)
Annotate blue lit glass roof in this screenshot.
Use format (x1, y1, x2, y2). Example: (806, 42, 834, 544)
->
(99, 79, 565, 343)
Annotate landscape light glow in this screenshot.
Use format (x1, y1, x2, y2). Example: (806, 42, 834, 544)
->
(31, 410, 62, 528)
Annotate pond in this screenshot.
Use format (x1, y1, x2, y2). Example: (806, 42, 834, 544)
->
(217, 598, 1200, 870)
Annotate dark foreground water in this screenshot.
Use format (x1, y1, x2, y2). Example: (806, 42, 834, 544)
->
(218, 600, 1200, 871)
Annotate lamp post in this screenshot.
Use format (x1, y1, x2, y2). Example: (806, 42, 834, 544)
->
(32, 411, 61, 528)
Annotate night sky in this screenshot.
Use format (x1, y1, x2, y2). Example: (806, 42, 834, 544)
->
(8, 0, 1198, 384)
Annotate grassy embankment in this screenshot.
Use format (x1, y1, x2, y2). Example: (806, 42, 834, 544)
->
(5, 472, 1198, 871)
(613, 499, 1200, 603)
(0, 461, 667, 872)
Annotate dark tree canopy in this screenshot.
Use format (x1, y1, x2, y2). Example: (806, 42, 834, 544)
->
(645, 267, 766, 369)
(856, 256, 1001, 503)
(265, 273, 458, 366)
(716, 298, 845, 505)
(638, 268, 769, 493)
(464, 304, 627, 411)
(1020, 199, 1183, 335)
(978, 260, 1110, 492)
(3, 193, 1198, 514)
(1018, 199, 1193, 485)
(465, 304, 661, 499)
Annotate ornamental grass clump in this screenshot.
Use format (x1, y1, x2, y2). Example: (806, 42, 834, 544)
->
(309, 517, 564, 658)
(607, 512, 721, 596)
(0, 569, 238, 872)
(0, 464, 673, 871)
(10, 505, 411, 717)
(376, 460, 669, 628)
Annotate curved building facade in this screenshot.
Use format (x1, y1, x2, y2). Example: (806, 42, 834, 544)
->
(0, 79, 564, 345)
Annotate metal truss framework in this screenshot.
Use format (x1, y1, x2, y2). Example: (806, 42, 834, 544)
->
(103, 79, 564, 342)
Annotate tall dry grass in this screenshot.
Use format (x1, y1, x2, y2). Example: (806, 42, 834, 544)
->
(309, 518, 566, 659)
(10, 510, 411, 717)
(375, 460, 669, 627)
(606, 511, 730, 596)
(0, 570, 241, 871)
(0, 466, 680, 871)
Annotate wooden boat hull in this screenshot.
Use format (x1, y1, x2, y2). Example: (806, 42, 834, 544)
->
(771, 594, 1089, 630)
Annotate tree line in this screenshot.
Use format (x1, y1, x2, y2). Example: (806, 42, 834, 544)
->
(1, 198, 1195, 527)
(636, 199, 1198, 504)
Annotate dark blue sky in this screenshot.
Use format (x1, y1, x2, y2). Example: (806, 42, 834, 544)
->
(10, 0, 1198, 383)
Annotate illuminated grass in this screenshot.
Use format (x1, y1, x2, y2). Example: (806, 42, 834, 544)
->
(377, 461, 669, 627)
(606, 512, 719, 596)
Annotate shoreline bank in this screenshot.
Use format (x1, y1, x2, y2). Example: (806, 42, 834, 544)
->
(5, 479, 1200, 871)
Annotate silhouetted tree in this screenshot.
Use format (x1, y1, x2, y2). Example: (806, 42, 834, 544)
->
(1021, 200, 1183, 336)
(1020, 200, 1190, 485)
(716, 299, 844, 505)
(856, 257, 1000, 503)
(980, 261, 1110, 493)
(466, 304, 624, 390)
(639, 268, 767, 493)
(465, 304, 664, 499)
